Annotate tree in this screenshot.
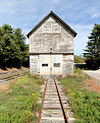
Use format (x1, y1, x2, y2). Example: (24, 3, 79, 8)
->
(0, 24, 29, 68)
(14, 28, 29, 67)
(84, 24, 100, 69)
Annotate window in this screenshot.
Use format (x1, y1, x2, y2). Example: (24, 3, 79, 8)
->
(54, 63, 60, 67)
(42, 64, 48, 67)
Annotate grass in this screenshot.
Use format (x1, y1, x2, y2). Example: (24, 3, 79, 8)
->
(0, 73, 43, 123)
(58, 68, 100, 123)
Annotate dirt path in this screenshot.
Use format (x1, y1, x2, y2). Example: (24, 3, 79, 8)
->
(84, 70, 100, 81)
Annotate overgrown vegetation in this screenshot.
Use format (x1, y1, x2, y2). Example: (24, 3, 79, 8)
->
(0, 24, 29, 68)
(74, 55, 85, 63)
(84, 24, 100, 70)
(59, 68, 100, 123)
(0, 73, 43, 123)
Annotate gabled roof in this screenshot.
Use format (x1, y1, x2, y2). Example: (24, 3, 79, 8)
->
(27, 11, 77, 38)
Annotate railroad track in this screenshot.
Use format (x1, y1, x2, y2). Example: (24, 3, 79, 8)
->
(0, 69, 29, 84)
(0, 69, 28, 75)
(37, 78, 75, 123)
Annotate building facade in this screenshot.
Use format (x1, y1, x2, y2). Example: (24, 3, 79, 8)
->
(27, 11, 77, 75)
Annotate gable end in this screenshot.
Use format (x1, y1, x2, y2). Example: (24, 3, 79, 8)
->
(27, 11, 77, 38)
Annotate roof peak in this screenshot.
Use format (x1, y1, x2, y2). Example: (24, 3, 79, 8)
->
(50, 11, 54, 13)
(27, 11, 77, 38)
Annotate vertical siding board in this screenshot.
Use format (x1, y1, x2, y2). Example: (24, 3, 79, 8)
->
(29, 15, 75, 75)
(29, 16, 74, 54)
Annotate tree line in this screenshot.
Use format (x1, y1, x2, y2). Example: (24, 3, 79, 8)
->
(74, 24, 100, 70)
(84, 24, 100, 70)
(0, 23, 100, 70)
(0, 24, 29, 68)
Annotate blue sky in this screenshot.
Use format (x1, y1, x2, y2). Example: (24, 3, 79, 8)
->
(0, 0, 100, 55)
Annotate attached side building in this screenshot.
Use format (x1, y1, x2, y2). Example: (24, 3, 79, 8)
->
(27, 11, 77, 75)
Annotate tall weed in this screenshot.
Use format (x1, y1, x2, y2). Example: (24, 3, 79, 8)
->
(0, 74, 43, 123)
(59, 70, 100, 123)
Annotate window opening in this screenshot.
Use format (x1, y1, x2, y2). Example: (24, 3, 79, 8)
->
(42, 64, 48, 67)
(54, 63, 60, 67)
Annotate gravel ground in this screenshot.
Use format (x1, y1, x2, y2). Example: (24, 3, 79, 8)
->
(84, 70, 100, 81)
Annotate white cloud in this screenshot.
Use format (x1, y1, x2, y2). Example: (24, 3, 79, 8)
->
(0, 0, 16, 14)
(0, 0, 100, 55)
(83, 5, 100, 19)
(91, 13, 100, 18)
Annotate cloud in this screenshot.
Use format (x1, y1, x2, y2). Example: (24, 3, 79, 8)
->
(83, 7, 100, 19)
(91, 13, 100, 18)
(0, 0, 16, 14)
(0, 0, 100, 55)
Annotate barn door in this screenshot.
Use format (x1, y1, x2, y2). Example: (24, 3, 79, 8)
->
(50, 54, 62, 75)
(40, 54, 62, 75)
(40, 55, 50, 75)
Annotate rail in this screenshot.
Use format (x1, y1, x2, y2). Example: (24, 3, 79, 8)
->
(37, 78, 69, 123)
(54, 79, 69, 123)
(37, 79, 48, 123)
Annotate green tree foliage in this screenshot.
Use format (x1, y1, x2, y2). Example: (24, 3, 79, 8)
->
(84, 24, 100, 69)
(0, 24, 29, 68)
(74, 55, 85, 63)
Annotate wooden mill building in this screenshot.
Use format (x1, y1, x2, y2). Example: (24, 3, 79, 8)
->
(27, 11, 77, 75)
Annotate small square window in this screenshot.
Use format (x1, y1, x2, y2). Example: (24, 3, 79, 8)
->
(54, 63, 60, 67)
(42, 64, 48, 67)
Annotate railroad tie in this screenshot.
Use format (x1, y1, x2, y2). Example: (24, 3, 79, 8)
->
(38, 78, 75, 123)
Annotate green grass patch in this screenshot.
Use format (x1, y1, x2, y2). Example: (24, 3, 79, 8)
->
(0, 73, 43, 123)
(58, 69, 100, 123)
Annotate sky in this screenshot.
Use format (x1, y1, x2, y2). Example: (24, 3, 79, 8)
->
(0, 0, 100, 55)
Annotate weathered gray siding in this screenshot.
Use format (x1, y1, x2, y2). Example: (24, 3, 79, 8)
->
(29, 16, 74, 54)
(30, 54, 73, 75)
(29, 15, 75, 75)
(62, 55, 73, 74)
